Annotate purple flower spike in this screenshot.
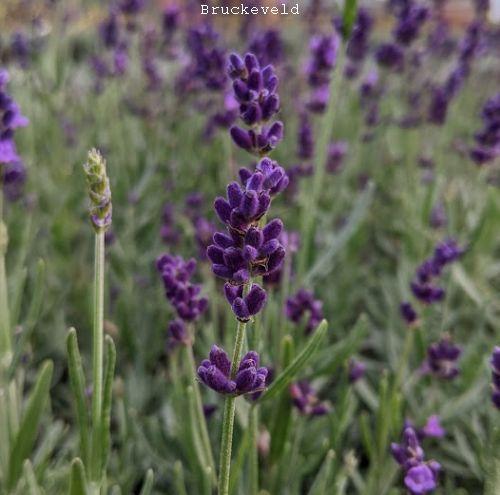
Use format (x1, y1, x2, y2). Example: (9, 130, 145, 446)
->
(227, 283, 267, 322)
(168, 319, 190, 347)
(348, 360, 366, 383)
(156, 254, 208, 323)
(424, 337, 461, 380)
(290, 381, 329, 416)
(392, 427, 441, 494)
(490, 347, 500, 409)
(286, 289, 324, 334)
(197, 346, 268, 396)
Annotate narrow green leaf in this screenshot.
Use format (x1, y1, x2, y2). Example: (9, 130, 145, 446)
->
(7, 360, 53, 490)
(259, 320, 328, 403)
(101, 335, 116, 474)
(360, 412, 374, 460)
(342, 0, 358, 39)
(9, 259, 46, 376)
(139, 469, 154, 495)
(66, 328, 90, 466)
(68, 458, 88, 495)
(23, 459, 43, 495)
(229, 423, 251, 495)
(308, 450, 335, 495)
(186, 385, 209, 473)
(173, 461, 188, 495)
(270, 336, 295, 462)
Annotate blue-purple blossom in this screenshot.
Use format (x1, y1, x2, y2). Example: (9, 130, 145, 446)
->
(285, 289, 324, 334)
(391, 427, 441, 494)
(305, 33, 339, 113)
(326, 141, 348, 174)
(490, 347, 500, 409)
(197, 346, 268, 396)
(423, 337, 462, 380)
(375, 42, 404, 70)
(224, 283, 267, 322)
(400, 301, 419, 325)
(290, 381, 329, 416)
(346, 8, 374, 63)
(348, 360, 366, 383)
(393, 2, 429, 46)
(156, 254, 208, 322)
(470, 93, 500, 166)
(248, 29, 284, 67)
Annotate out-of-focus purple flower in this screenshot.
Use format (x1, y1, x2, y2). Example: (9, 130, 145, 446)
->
(248, 29, 284, 66)
(428, 87, 449, 125)
(2, 160, 26, 201)
(360, 70, 379, 99)
(305, 33, 339, 113)
(420, 415, 446, 439)
(470, 93, 500, 166)
(285, 289, 323, 334)
(290, 381, 329, 416)
(400, 301, 419, 326)
(375, 43, 404, 70)
(326, 141, 348, 174)
(203, 403, 217, 419)
(119, 0, 146, 16)
(346, 8, 374, 63)
(348, 360, 366, 383)
(391, 427, 441, 494)
(163, 5, 180, 41)
(197, 346, 268, 396)
(194, 217, 216, 260)
(10, 32, 31, 68)
(393, 2, 429, 46)
(160, 203, 180, 246)
(263, 229, 299, 285)
(410, 239, 464, 304)
(424, 337, 462, 380)
(297, 113, 314, 161)
(430, 202, 447, 229)
(99, 12, 120, 48)
(156, 254, 208, 322)
(167, 319, 190, 347)
(459, 21, 483, 65)
(490, 346, 500, 409)
(0, 69, 29, 166)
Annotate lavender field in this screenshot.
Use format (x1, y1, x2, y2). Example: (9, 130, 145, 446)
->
(0, 0, 499, 493)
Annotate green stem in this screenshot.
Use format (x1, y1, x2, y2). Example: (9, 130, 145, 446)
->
(297, 46, 347, 280)
(218, 316, 248, 495)
(394, 329, 415, 392)
(249, 405, 259, 495)
(0, 189, 12, 364)
(90, 231, 105, 482)
(184, 344, 216, 478)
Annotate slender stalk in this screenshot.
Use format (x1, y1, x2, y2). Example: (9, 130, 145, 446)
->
(0, 188, 12, 363)
(184, 343, 216, 478)
(90, 231, 105, 483)
(248, 405, 259, 495)
(218, 316, 248, 495)
(297, 46, 347, 280)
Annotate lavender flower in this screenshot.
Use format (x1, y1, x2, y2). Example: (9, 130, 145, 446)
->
(285, 289, 324, 334)
(297, 113, 314, 161)
(430, 202, 447, 229)
(83, 149, 112, 232)
(248, 29, 284, 66)
(228, 52, 283, 155)
(393, 2, 429, 46)
(400, 301, 419, 326)
(167, 319, 190, 347)
(224, 283, 267, 322)
(346, 8, 374, 63)
(375, 43, 404, 70)
(197, 346, 268, 396)
(424, 337, 462, 380)
(290, 381, 329, 416)
(0, 69, 29, 165)
(156, 254, 208, 322)
(470, 93, 500, 166)
(2, 160, 26, 201)
(326, 141, 348, 174)
(305, 34, 339, 113)
(391, 427, 441, 494)
(160, 203, 180, 246)
(348, 360, 366, 383)
(490, 346, 500, 409)
(410, 239, 464, 304)
(420, 415, 446, 439)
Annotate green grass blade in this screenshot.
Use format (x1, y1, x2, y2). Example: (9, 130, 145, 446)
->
(23, 459, 43, 495)
(66, 328, 90, 466)
(259, 320, 328, 403)
(101, 335, 116, 475)
(341, 0, 358, 39)
(139, 469, 154, 495)
(68, 458, 88, 495)
(7, 360, 53, 491)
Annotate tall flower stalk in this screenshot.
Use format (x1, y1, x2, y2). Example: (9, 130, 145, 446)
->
(67, 149, 115, 494)
(200, 52, 288, 494)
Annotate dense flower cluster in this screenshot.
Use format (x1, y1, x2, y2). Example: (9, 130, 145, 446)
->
(83, 149, 112, 232)
(285, 288, 324, 334)
(305, 34, 339, 113)
(490, 347, 500, 409)
(410, 239, 464, 304)
(423, 337, 462, 380)
(228, 52, 283, 155)
(0, 69, 29, 189)
(290, 381, 329, 416)
(470, 93, 500, 165)
(156, 254, 208, 323)
(391, 427, 441, 495)
(197, 346, 268, 396)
